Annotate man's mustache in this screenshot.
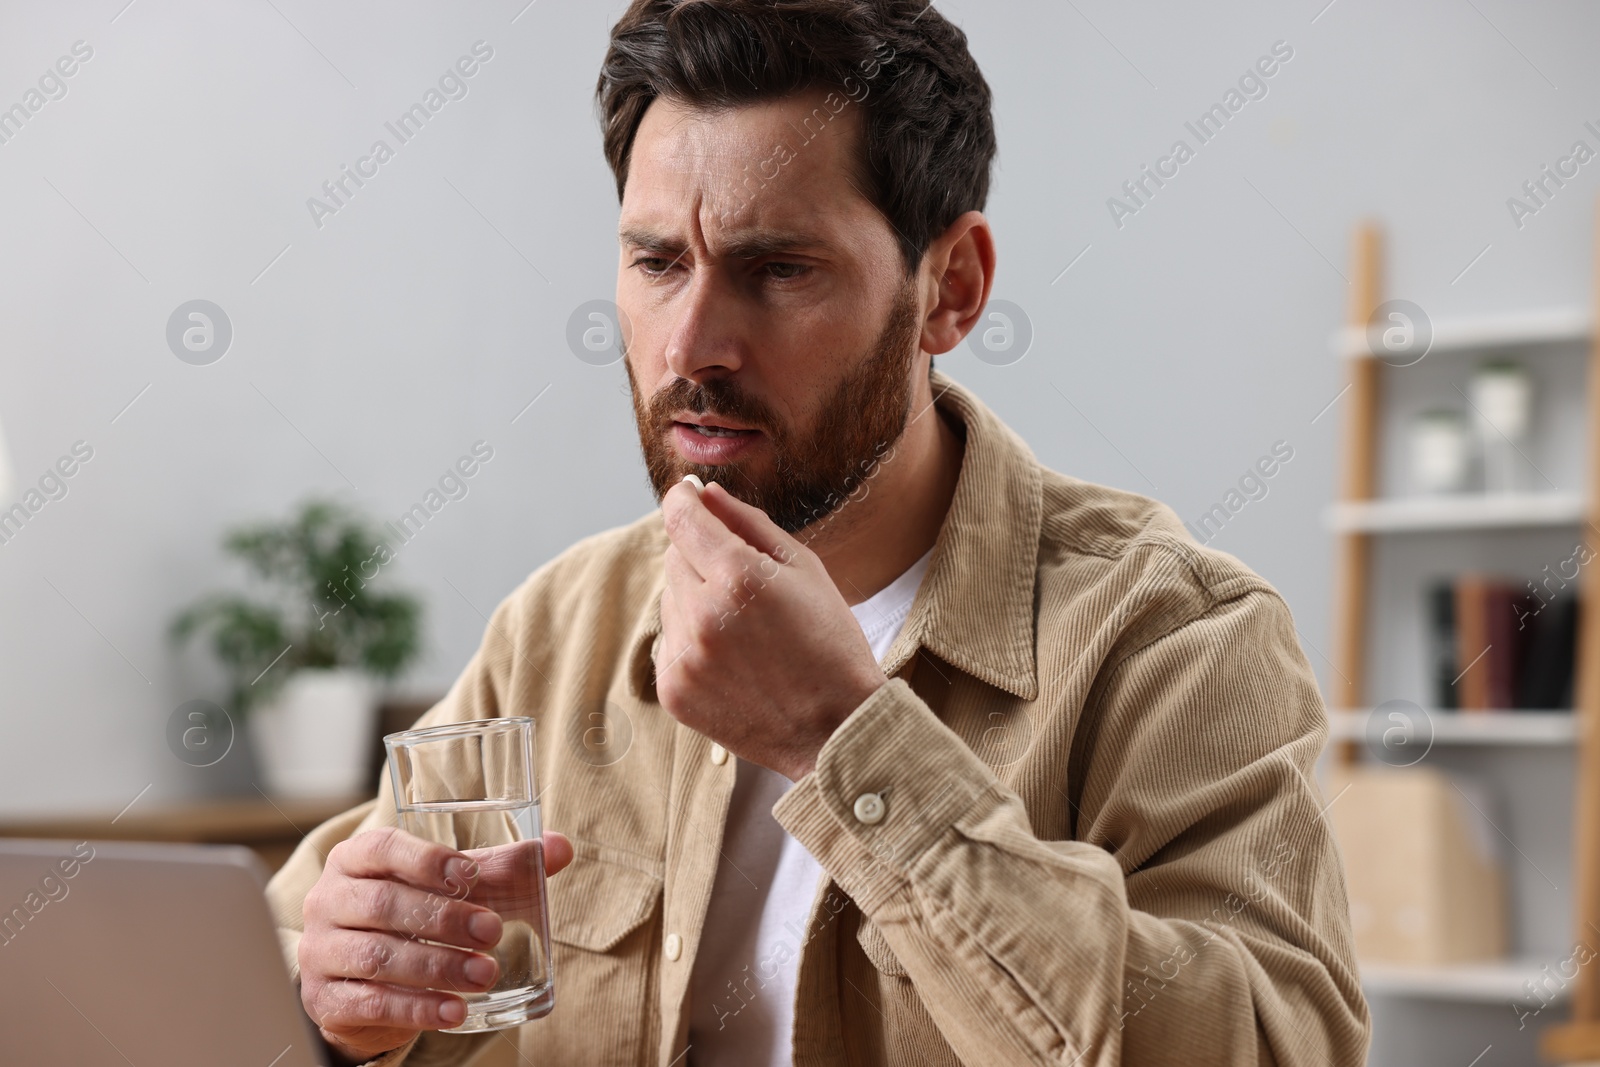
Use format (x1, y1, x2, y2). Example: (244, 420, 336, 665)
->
(648, 377, 778, 436)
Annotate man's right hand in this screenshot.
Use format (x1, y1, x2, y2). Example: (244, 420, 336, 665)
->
(297, 825, 574, 1065)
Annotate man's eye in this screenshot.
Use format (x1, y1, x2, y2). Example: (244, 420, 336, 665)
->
(630, 257, 807, 282)
(632, 256, 675, 277)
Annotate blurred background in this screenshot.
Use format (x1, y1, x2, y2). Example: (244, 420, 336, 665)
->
(3, 1, 1600, 1063)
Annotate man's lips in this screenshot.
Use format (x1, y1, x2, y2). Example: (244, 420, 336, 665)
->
(671, 421, 762, 464)
(671, 412, 760, 434)
(675, 421, 757, 438)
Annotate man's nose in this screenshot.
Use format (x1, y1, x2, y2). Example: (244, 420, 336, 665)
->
(663, 271, 746, 381)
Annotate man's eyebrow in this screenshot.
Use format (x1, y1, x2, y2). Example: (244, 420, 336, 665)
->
(617, 226, 825, 259)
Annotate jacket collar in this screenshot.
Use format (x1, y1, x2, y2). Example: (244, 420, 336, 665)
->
(626, 370, 1042, 703)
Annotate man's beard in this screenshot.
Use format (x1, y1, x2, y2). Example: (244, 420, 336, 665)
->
(626, 274, 922, 535)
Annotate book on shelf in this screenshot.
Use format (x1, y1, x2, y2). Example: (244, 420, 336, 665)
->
(1425, 573, 1577, 711)
(1453, 576, 1493, 710)
(1518, 593, 1578, 709)
(1427, 582, 1456, 710)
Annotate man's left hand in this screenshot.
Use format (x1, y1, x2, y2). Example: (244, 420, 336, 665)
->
(656, 478, 888, 780)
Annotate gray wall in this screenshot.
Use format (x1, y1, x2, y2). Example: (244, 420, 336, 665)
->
(1, 0, 1595, 821)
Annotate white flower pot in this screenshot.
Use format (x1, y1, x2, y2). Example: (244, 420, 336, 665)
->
(248, 668, 378, 798)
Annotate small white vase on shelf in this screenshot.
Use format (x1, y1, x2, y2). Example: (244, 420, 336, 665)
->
(1408, 408, 1471, 494)
(1468, 358, 1532, 494)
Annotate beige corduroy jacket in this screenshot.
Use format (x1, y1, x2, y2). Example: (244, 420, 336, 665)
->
(265, 371, 1370, 1067)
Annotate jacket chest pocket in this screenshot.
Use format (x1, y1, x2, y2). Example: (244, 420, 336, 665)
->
(525, 838, 664, 1065)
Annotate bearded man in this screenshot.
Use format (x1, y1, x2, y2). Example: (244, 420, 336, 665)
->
(266, 2, 1370, 1065)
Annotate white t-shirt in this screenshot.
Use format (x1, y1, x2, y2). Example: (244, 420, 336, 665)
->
(686, 547, 933, 1066)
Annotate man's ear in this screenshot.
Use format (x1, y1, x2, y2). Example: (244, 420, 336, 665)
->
(919, 211, 996, 357)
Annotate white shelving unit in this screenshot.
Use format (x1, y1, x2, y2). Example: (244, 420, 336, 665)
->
(1328, 491, 1587, 533)
(1330, 306, 1591, 361)
(1354, 969, 1564, 1009)
(1328, 711, 1581, 746)
(1323, 222, 1600, 1065)
(1360, 958, 1572, 1003)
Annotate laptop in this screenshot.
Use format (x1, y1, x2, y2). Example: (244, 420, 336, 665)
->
(0, 838, 327, 1066)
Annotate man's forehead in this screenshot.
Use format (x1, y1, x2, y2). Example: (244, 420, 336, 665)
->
(620, 90, 871, 249)
(632, 90, 856, 171)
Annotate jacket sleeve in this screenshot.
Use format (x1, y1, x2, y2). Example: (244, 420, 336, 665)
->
(264, 584, 532, 1067)
(771, 587, 1371, 1066)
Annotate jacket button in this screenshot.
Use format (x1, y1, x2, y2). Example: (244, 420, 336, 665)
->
(664, 932, 683, 961)
(709, 743, 728, 765)
(853, 792, 886, 825)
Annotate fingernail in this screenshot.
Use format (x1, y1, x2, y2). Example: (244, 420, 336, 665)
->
(465, 955, 497, 987)
(681, 473, 704, 492)
(469, 910, 502, 945)
(440, 999, 467, 1025)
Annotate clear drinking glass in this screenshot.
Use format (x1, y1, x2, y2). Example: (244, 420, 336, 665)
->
(384, 716, 555, 1031)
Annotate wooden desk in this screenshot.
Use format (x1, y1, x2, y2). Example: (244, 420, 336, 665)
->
(0, 794, 369, 874)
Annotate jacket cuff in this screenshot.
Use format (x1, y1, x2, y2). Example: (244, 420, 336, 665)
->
(771, 677, 999, 916)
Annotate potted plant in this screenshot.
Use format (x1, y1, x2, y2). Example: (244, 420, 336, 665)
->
(171, 499, 422, 798)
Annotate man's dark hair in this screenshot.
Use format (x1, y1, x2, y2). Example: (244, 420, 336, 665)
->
(595, 0, 996, 280)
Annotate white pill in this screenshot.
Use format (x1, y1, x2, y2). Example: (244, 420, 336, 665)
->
(681, 474, 705, 492)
